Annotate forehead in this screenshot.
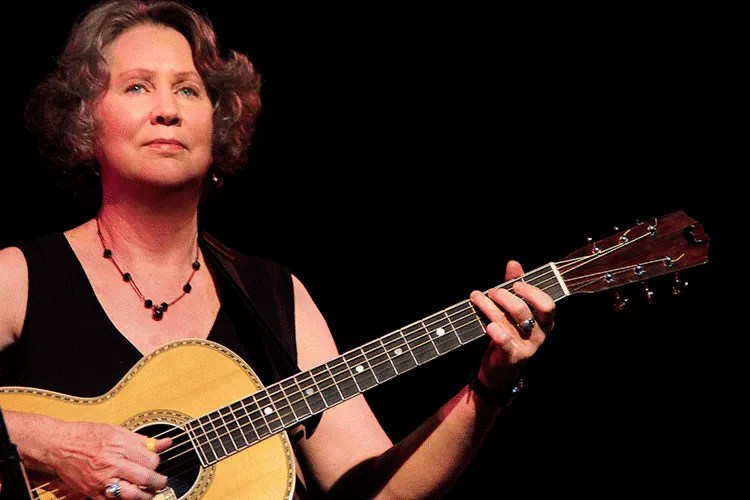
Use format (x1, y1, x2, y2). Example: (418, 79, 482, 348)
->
(105, 24, 197, 74)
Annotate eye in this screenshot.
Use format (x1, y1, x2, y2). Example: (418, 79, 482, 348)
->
(125, 83, 145, 94)
(178, 86, 199, 97)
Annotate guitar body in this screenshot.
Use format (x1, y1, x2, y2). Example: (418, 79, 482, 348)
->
(0, 340, 295, 500)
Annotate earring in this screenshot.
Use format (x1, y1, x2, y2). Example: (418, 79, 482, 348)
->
(210, 172, 220, 184)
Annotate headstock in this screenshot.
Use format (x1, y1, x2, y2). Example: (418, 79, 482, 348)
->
(555, 210, 709, 295)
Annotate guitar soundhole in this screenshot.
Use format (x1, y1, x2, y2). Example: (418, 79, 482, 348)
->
(140, 423, 201, 498)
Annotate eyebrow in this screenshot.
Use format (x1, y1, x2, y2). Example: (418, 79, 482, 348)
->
(113, 69, 203, 82)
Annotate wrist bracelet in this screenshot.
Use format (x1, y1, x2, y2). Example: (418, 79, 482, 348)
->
(468, 372, 524, 408)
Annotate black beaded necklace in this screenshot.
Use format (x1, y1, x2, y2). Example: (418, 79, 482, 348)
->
(96, 217, 201, 321)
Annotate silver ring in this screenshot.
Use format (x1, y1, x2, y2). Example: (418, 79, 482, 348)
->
(104, 481, 122, 499)
(517, 317, 535, 334)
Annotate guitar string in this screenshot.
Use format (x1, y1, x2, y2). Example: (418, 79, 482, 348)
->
(36, 255, 655, 495)
(154, 229, 669, 476)
(157, 227, 659, 463)
(32, 228, 659, 495)
(32, 249, 642, 496)
(82, 244, 652, 490)
(142, 244, 648, 479)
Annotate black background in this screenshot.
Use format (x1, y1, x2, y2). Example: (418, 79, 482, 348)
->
(1, 1, 732, 496)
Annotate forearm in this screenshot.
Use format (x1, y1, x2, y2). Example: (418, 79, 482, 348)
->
(331, 384, 502, 499)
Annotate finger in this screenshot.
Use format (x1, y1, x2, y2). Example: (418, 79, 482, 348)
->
(154, 437, 173, 453)
(484, 288, 547, 343)
(130, 435, 172, 471)
(511, 281, 556, 332)
(486, 287, 531, 326)
(116, 479, 156, 500)
(484, 320, 518, 356)
(505, 260, 524, 280)
(471, 288, 535, 343)
(139, 435, 172, 453)
(470, 290, 515, 328)
(118, 462, 169, 493)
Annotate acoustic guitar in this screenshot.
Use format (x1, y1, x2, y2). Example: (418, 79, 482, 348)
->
(0, 210, 710, 499)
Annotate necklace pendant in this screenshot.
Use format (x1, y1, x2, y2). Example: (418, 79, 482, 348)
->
(152, 305, 165, 321)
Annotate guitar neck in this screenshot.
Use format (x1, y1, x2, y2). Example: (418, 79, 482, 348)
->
(183, 209, 711, 466)
(185, 262, 567, 466)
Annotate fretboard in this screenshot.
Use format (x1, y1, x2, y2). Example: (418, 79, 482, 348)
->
(185, 262, 567, 466)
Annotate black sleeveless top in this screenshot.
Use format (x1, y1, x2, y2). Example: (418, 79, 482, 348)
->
(0, 232, 295, 396)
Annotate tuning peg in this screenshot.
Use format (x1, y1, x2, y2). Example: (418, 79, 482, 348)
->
(683, 224, 704, 244)
(612, 291, 629, 312)
(586, 236, 601, 254)
(643, 282, 654, 304)
(671, 272, 688, 295)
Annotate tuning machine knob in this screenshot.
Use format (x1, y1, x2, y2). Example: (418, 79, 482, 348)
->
(612, 291, 629, 312)
(643, 282, 654, 304)
(671, 272, 688, 295)
(586, 236, 601, 254)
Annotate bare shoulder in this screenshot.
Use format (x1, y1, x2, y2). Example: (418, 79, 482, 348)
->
(291, 274, 340, 370)
(0, 246, 29, 350)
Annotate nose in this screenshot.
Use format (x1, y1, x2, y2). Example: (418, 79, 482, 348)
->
(150, 90, 180, 126)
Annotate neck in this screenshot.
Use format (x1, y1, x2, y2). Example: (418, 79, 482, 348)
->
(96, 202, 199, 268)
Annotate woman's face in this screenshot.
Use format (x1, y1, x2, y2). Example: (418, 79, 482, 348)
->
(93, 23, 214, 196)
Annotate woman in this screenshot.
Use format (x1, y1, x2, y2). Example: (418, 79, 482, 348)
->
(0, 0, 554, 498)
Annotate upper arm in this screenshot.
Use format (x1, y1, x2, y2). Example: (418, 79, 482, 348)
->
(0, 247, 28, 352)
(291, 274, 392, 492)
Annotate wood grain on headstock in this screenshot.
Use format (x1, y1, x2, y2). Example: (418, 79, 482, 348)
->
(556, 210, 709, 295)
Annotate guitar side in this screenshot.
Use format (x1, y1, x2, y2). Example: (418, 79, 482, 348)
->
(0, 340, 295, 500)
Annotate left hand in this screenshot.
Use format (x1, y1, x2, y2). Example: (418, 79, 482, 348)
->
(469, 260, 555, 390)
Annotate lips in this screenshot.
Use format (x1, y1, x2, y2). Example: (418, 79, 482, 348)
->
(145, 138, 185, 147)
(144, 138, 186, 152)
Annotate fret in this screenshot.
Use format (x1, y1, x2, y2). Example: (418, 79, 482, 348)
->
(323, 363, 345, 400)
(243, 397, 273, 440)
(336, 356, 364, 399)
(403, 323, 438, 364)
(296, 372, 327, 413)
(184, 421, 211, 466)
(285, 377, 314, 418)
(280, 378, 311, 422)
(368, 338, 396, 383)
(423, 314, 461, 355)
(231, 399, 260, 446)
(378, 337, 399, 374)
(312, 365, 343, 406)
(388, 331, 418, 373)
(343, 348, 377, 391)
(215, 406, 240, 454)
(193, 415, 220, 464)
(198, 413, 226, 460)
(254, 392, 284, 434)
(327, 359, 358, 399)
(269, 385, 298, 428)
(226, 401, 251, 447)
(449, 302, 486, 344)
(442, 309, 461, 344)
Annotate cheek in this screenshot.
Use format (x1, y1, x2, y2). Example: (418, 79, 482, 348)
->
(196, 113, 214, 153)
(95, 104, 139, 142)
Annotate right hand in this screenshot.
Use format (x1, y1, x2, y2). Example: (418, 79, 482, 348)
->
(42, 420, 171, 499)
